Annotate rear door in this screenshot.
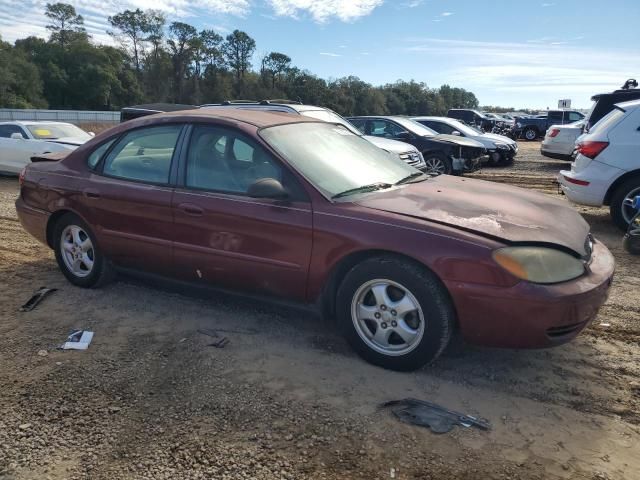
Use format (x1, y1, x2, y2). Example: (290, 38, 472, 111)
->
(83, 124, 184, 274)
(171, 124, 313, 300)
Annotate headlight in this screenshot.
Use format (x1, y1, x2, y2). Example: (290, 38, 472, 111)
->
(516, 122, 522, 128)
(496, 143, 509, 150)
(492, 246, 585, 284)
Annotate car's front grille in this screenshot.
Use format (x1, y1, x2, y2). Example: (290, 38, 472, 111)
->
(399, 151, 423, 166)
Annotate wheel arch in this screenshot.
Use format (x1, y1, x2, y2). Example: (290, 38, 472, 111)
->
(319, 249, 457, 324)
(603, 169, 640, 206)
(46, 208, 92, 248)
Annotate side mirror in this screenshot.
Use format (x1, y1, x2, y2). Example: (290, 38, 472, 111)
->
(395, 131, 412, 140)
(247, 178, 288, 199)
(451, 130, 461, 136)
(88, 132, 95, 137)
(10, 133, 24, 140)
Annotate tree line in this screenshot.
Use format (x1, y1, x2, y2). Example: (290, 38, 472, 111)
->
(0, 2, 480, 116)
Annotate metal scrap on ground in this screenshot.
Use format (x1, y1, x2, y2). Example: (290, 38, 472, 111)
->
(381, 398, 491, 434)
(60, 330, 94, 350)
(197, 328, 230, 348)
(19, 287, 57, 312)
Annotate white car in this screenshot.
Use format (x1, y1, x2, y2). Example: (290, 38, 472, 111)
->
(412, 116, 518, 166)
(541, 120, 585, 160)
(558, 99, 640, 230)
(0, 121, 93, 175)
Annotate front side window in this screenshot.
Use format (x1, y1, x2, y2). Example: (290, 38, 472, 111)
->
(186, 125, 283, 195)
(367, 120, 405, 138)
(103, 125, 182, 184)
(568, 112, 583, 122)
(261, 122, 417, 199)
(87, 139, 115, 169)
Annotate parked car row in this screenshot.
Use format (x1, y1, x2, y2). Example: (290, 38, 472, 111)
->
(15, 107, 614, 371)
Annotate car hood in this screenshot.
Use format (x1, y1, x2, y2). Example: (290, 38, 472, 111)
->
(364, 135, 417, 154)
(431, 134, 485, 149)
(481, 133, 516, 145)
(356, 175, 590, 257)
(46, 137, 88, 147)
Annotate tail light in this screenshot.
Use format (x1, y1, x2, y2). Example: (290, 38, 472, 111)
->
(19, 167, 26, 187)
(548, 128, 560, 138)
(576, 141, 609, 159)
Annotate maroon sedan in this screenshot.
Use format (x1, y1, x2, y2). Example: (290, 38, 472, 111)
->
(15, 109, 614, 370)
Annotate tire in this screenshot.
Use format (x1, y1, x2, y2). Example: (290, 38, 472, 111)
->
(53, 213, 114, 288)
(609, 178, 640, 232)
(623, 234, 640, 255)
(487, 152, 501, 167)
(524, 128, 538, 141)
(422, 152, 452, 175)
(336, 256, 455, 371)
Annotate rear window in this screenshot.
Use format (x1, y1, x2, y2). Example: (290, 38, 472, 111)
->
(588, 108, 626, 136)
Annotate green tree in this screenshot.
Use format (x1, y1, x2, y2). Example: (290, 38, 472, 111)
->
(167, 22, 199, 103)
(223, 30, 256, 84)
(45, 3, 87, 48)
(108, 9, 150, 73)
(262, 52, 291, 89)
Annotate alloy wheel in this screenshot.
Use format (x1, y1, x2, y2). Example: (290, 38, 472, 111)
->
(423, 157, 447, 175)
(60, 225, 95, 278)
(351, 279, 425, 356)
(622, 186, 640, 224)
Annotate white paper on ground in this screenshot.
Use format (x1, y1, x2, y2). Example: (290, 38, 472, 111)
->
(62, 331, 94, 350)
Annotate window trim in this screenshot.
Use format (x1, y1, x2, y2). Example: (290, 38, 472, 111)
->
(94, 123, 186, 187)
(86, 137, 118, 171)
(177, 122, 309, 203)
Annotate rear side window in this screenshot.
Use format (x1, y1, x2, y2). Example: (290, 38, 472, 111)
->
(87, 139, 115, 169)
(589, 108, 626, 135)
(103, 125, 182, 184)
(0, 124, 27, 138)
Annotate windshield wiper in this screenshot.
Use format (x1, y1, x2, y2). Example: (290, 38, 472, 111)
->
(332, 182, 393, 199)
(395, 172, 428, 185)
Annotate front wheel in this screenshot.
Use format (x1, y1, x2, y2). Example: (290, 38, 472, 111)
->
(523, 128, 538, 141)
(610, 178, 640, 231)
(53, 213, 114, 288)
(422, 153, 452, 175)
(336, 256, 455, 371)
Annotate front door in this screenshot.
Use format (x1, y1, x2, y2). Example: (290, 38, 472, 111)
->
(82, 124, 183, 275)
(172, 124, 313, 301)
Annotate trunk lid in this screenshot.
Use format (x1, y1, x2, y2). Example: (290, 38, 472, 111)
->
(356, 175, 591, 257)
(30, 151, 70, 163)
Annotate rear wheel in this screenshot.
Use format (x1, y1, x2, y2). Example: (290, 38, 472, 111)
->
(422, 153, 452, 175)
(336, 256, 455, 371)
(524, 128, 538, 141)
(53, 213, 114, 288)
(610, 178, 640, 231)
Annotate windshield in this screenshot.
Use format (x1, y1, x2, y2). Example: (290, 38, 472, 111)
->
(441, 118, 481, 136)
(260, 122, 418, 199)
(392, 117, 437, 136)
(299, 109, 362, 136)
(27, 123, 90, 140)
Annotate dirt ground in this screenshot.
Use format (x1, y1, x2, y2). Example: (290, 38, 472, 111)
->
(0, 141, 638, 480)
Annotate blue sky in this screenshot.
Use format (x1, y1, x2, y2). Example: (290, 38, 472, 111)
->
(1, 0, 638, 109)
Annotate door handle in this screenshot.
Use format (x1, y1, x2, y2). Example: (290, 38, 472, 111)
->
(83, 188, 100, 199)
(178, 203, 204, 216)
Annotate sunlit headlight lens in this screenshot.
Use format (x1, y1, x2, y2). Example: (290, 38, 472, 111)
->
(492, 246, 586, 284)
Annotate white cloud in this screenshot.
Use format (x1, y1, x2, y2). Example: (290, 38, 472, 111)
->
(319, 52, 342, 57)
(441, 12, 453, 16)
(403, 0, 424, 7)
(267, 0, 384, 23)
(401, 37, 640, 106)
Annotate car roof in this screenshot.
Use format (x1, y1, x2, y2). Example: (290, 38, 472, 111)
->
(0, 121, 73, 126)
(138, 107, 321, 128)
(616, 98, 640, 109)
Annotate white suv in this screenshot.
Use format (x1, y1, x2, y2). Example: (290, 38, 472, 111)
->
(558, 99, 640, 230)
